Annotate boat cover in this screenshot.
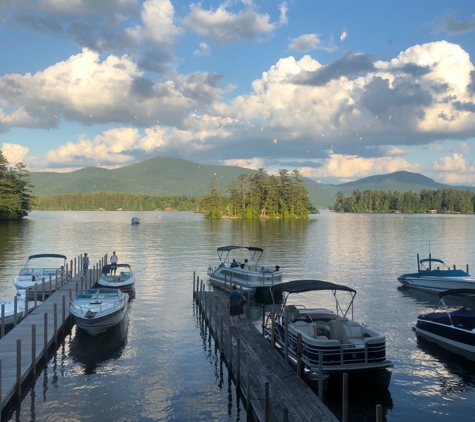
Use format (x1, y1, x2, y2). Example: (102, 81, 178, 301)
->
(272, 279, 356, 294)
(217, 246, 264, 253)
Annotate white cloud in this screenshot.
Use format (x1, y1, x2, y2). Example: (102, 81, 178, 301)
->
(2, 143, 29, 165)
(431, 153, 475, 184)
(449, 142, 470, 155)
(194, 42, 211, 57)
(183, 3, 278, 44)
(297, 154, 419, 181)
(289, 34, 321, 52)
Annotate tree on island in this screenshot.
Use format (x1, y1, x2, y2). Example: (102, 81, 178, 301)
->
(0, 149, 34, 220)
(202, 169, 317, 219)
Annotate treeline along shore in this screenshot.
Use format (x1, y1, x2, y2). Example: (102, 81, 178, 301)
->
(331, 188, 475, 214)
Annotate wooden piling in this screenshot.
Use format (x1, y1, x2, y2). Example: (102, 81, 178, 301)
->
(16, 340, 21, 397)
(13, 295, 18, 327)
(31, 324, 36, 376)
(342, 373, 348, 422)
(1, 304, 4, 338)
(296, 333, 303, 377)
(376, 404, 382, 422)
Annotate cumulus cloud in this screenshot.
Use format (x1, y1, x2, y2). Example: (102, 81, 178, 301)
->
(288, 34, 337, 52)
(0, 49, 224, 130)
(183, 2, 280, 44)
(431, 152, 475, 184)
(2, 143, 29, 165)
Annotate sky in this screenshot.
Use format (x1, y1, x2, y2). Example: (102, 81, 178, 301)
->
(0, 1, 474, 185)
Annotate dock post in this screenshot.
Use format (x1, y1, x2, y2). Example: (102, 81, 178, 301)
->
(229, 326, 233, 366)
(0, 358, 2, 403)
(208, 295, 213, 327)
(224, 274, 227, 291)
(49, 274, 53, 296)
(246, 291, 251, 318)
(34, 283, 38, 308)
(53, 303, 58, 345)
(262, 306, 266, 336)
(16, 339, 21, 397)
(246, 359, 251, 413)
(318, 351, 323, 399)
(283, 408, 289, 422)
(74, 258, 76, 276)
(70, 260, 73, 279)
(296, 334, 302, 377)
(1, 303, 4, 338)
(236, 338, 241, 390)
(62, 295, 66, 329)
(342, 373, 348, 422)
(376, 404, 382, 422)
(220, 316, 223, 351)
(43, 313, 48, 359)
(193, 272, 196, 299)
(454, 265, 456, 270)
(13, 294, 18, 327)
(467, 264, 469, 274)
(417, 253, 420, 272)
(284, 321, 289, 362)
(42, 278, 45, 302)
(31, 324, 36, 376)
(264, 381, 269, 422)
(270, 312, 275, 347)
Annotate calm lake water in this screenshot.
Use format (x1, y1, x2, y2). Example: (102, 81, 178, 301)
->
(1, 210, 475, 421)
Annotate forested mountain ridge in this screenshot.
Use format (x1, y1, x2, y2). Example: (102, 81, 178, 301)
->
(29, 159, 475, 209)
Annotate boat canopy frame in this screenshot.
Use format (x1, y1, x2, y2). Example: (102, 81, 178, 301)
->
(24, 254, 67, 269)
(272, 279, 357, 320)
(216, 246, 264, 266)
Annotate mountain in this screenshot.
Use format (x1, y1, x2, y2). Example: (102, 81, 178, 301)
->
(29, 161, 474, 209)
(331, 171, 475, 196)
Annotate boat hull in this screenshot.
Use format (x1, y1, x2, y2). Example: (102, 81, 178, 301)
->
(72, 304, 128, 336)
(208, 266, 282, 296)
(96, 277, 135, 293)
(414, 320, 475, 359)
(398, 274, 475, 293)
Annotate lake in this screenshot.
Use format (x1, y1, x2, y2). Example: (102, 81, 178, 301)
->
(1, 210, 475, 421)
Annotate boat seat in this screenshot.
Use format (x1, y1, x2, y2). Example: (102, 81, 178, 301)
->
(342, 321, 366, 348)
(294, 321, 317, 338)
(284, 305, 299, 322)
(329, 317, 349, 342)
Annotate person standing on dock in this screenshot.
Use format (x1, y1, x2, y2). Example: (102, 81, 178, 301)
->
(110, 251, 118, 274)
(228, 285, 241, 328)
(82, 253, 89, 275)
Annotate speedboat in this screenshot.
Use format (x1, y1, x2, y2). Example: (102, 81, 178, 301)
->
(398, 254, 475, 293)
(131, 217, 140, 225)
(13, 254, 69, 299)
(207, 246, 282, 297)
(266, 280, 393, 387)
(97, 264, 135, 293)
(70, 288, 129, 336)
(413, 289, 475, 360)
(0, 289, 42, 325)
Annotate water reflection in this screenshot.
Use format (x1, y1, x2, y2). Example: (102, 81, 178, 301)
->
(69, 316, 129, 374)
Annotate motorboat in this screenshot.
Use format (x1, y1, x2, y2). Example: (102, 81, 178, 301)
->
(131, 217, 140, 225)
(266, 280, 393, 387)
(0, 289, 42, 325)
(97, 264, 135, 293)
(207, 245, 282, 297)
(413, 289, 475, 360)
(13, 254, 69, 299)
(70, 288, 129, 336)
(398, 254, 475, 293)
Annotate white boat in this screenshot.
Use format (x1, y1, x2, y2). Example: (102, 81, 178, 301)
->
(131, 217, 140, 225)
(398, 254, 475, 293)
(0, 289, 42, 325)
(13, 254, 69, 299)
(97, 264, 135, 293)
(266, 280, 393, 387)
(207, 246, 282, 296)
(413, 288, 475, 360)
(70, 288, 129, 336)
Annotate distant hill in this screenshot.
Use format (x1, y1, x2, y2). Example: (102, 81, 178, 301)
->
(29, 161, 474, 209)
(331, 171, 475, 196)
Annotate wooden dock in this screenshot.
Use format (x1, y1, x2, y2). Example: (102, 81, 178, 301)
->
(194, 279, 339, 422)
(0, 256, 104, 415)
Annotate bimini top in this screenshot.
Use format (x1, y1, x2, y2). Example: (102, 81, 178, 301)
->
(217, 246, 264, 253)
(28, 254, 67, 260)
(272, 279, 356, 294)
(439, 288, 475, 299)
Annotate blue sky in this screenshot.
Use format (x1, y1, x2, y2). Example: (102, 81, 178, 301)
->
(0, 0, 474, 185)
